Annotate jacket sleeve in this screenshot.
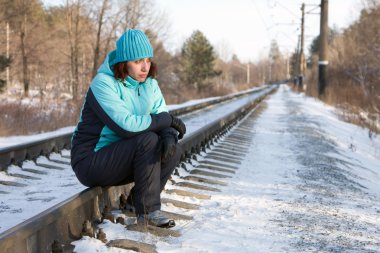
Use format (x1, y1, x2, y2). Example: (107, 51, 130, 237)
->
(150, 79, 169, 114)
(88, 75, 171, 138)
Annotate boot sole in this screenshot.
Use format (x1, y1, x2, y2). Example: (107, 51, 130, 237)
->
(156, 220, 176, 228)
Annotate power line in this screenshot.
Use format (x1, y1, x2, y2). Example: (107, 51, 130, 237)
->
(250, 0, 270, 39)
(305, 4, 320, 14)
(274, 0, 299, 19)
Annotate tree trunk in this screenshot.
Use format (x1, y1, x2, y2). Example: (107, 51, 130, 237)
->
(92, 0, 108, 78)
(20, 12, 29, 97)
(66, 0, 80, 100)
(73, 1, 80, 100)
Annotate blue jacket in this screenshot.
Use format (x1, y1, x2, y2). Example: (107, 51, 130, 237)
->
(71, 50, 171, 167)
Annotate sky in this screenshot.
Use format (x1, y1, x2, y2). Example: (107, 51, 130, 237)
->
(156, 0, 364, 62)
(43, 0, 364, 63)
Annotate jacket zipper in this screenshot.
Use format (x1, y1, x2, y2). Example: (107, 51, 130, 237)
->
(136, 84, 142, 114)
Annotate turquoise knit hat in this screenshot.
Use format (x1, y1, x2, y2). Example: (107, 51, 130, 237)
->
(111, 29, 153, 65)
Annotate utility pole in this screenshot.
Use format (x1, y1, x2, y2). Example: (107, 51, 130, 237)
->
(294, 35, 300, 86)
(269, 61, 272, 83)
(246, 63, 250, 84)
(298, 3, 306, 88)
(318, 0, 328, 96)
(6, 22, 10, 86)
(286, 53, 290, 80)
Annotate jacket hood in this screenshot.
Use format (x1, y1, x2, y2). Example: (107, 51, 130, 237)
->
(97, 50, 116, 77)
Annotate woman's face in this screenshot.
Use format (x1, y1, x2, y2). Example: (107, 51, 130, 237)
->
(127, 58, 151, 82)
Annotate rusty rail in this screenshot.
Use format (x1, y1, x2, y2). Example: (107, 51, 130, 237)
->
(0, 85, 278, 253)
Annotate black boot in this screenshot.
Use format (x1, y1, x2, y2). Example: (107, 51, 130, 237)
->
(125, 190, 135, 213)
(137, 210, 175, 228)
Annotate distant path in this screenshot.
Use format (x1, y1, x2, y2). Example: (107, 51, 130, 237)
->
(242, 85, 380, 252)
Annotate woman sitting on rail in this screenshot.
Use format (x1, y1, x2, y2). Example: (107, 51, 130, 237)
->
(70, 29, 186, 228)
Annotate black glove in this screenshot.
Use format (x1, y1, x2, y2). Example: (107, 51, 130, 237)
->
(158, 128, 178, 162)
(171, 115, 186, 139)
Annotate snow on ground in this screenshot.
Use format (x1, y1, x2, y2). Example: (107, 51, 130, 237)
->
(1, 85, 379, 251)
(0, 160, 86, 232)
(0, 126, 76, 149)
(72, 85, 380, 252)
(0, 88, 269, 233)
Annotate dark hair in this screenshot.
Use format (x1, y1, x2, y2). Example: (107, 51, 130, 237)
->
(113, 61, 157, 81)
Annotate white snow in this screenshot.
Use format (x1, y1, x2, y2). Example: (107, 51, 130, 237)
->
(0, 160, 86, 232)
(0, 126, 76, 149)
(1, 85, 379, 252)
(71, 85, 380, 252)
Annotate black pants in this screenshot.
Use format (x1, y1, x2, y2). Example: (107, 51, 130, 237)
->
(73, 132, 182, 215)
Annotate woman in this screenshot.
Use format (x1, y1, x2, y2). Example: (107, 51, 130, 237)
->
(71, 29, 186, 228)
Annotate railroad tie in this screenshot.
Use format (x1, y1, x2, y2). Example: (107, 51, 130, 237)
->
(190, 169, 232, 178)
(161, 198, 200, 210)
(210, 147, 245, 157)
(198, 160, 239, 170)
(208, 150, 245, 160)
(203, 154, 242, 165)
(182, 175, 228, 186)
(0, 180, 27, 187)
(174, 181, 221, 192)
(107, 239, 158, 253)
(126, 224, 181, 237)
(165, 188, 211, 200)
(195, 164, 236, 174)
(35, 158, 68, 170)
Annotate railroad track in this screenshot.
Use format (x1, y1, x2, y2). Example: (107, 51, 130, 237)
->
(0, 85, 277, 253)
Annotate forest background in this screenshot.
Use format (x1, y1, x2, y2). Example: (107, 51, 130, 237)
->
(0, 0, 379, 136)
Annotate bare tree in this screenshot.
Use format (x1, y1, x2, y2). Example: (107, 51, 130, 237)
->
(0, 0, 45, 97)
(304, 0, 380, 118)
(90, 0, 109, 78)
(119, 0, 169, 39)
(122, 0, 140, 29)
(101, 10, 123, 59)
(66, 0, 82, 100)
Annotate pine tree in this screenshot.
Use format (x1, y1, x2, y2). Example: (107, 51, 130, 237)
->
(0, 55, 11, 92)
(269, 40, 281, 62)
(307, 27, 339, 66)
(180, 30, 220, 92)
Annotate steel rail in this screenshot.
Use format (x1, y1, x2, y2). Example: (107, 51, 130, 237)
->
(0, 86, 267, 171)
(0, 85, 278, 253)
